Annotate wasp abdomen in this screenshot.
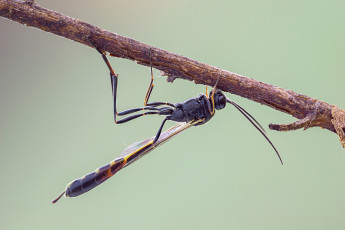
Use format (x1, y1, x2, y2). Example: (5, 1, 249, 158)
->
(65, 158, 125, 197)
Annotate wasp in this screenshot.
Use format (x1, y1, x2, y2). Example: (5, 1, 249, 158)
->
(52, 46, 282, 203)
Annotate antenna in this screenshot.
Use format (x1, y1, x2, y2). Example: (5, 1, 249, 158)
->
(226, 98, 283, 165)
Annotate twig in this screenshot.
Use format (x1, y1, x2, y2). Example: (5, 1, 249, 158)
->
(0, 0, 344, 147)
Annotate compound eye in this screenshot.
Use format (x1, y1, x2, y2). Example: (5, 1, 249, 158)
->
(220, 95, 226, 107)
(215, 93, 226, 110)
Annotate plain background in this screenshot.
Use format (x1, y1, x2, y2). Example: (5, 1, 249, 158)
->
(1, 0, 345, 229)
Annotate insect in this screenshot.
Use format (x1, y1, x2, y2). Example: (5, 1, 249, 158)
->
(52, 45, 282, 203)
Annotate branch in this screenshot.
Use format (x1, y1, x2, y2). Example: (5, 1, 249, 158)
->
(1, 0, 344, 147)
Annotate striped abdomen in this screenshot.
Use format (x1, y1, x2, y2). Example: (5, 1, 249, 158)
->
(65, 158, 126, 197)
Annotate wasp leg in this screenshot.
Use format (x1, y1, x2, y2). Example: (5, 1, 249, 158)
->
(116, 112, 160, 124)
(153, 117, 170, 143)
(117, 106, 160, 116)
(144, 49, 155, 106)
(146, 102, 176, 108)
(144, 64, 154, 106)
(117, 107, 174, 124)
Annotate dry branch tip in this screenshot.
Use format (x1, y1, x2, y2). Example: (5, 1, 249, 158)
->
(269, 102, 320, 132)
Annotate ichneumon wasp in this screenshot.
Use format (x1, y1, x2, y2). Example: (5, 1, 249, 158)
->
(52, 45, 282, 203)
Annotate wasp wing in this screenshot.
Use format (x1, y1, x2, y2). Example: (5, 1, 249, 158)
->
(119, 121, 197, 168)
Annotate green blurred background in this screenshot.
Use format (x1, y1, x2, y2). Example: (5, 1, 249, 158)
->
(1, 0, 345, 229)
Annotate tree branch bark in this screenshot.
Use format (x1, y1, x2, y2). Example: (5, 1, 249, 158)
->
(1, 0, 344, 147)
